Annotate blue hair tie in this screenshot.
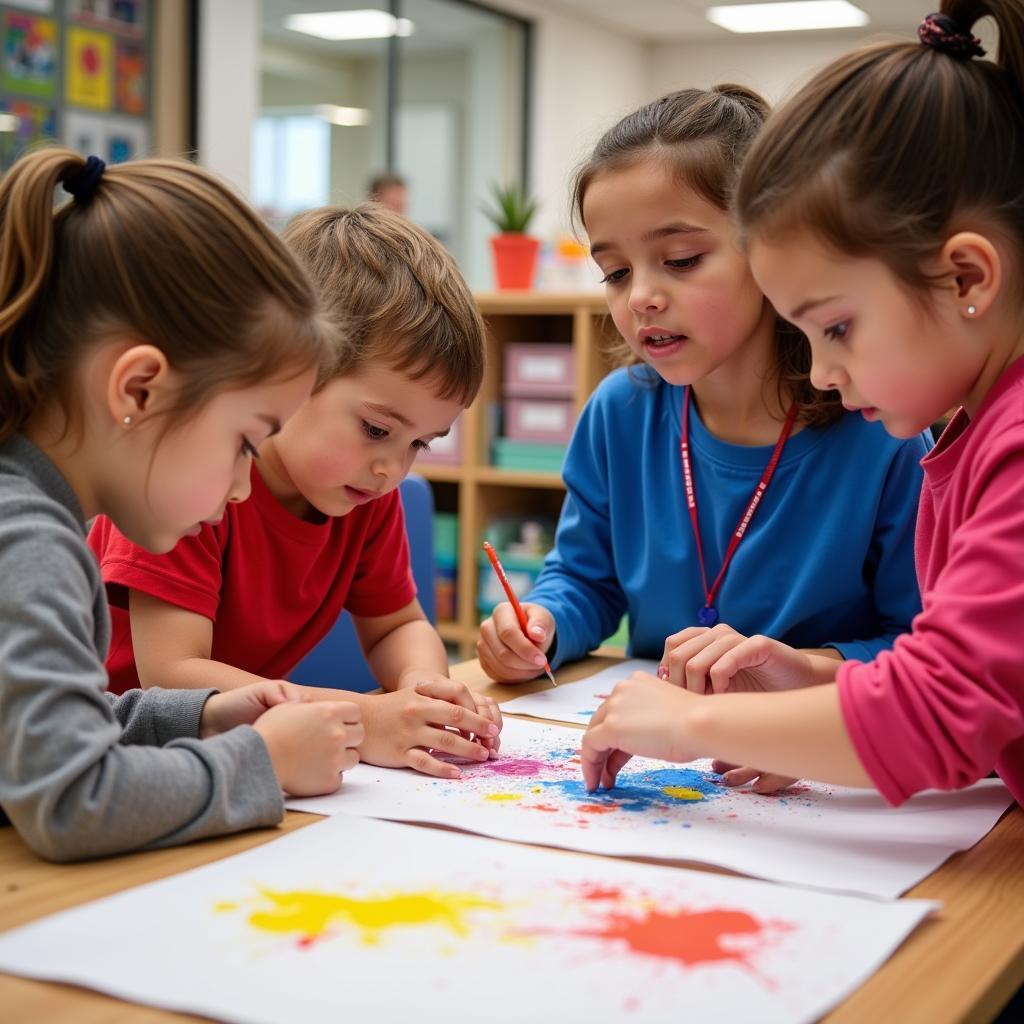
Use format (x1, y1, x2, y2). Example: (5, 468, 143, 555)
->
(62, 155, 106, 204)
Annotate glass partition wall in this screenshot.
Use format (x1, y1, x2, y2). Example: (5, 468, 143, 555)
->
(256, 0, 530, 288)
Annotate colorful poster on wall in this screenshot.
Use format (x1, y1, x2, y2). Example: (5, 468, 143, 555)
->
(68, 0, 145, 37)
(2, 12, 58, 99)
(114, 38, 144, 114)
(63, 110, 148, 163)
(0, 99, 56, 171)
(65, 25, 112, 109)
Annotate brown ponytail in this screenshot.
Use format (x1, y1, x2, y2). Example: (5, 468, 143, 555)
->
(736, 2, 1024, 299)
(0, 147, 335, 443)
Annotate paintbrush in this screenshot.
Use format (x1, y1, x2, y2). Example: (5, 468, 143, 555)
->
(482, 541, 556, 686)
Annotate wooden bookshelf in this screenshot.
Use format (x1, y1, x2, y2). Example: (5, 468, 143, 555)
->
(422, 291, 618, 659)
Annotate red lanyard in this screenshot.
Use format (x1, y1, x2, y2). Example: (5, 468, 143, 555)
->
(680, 386, 799, 626)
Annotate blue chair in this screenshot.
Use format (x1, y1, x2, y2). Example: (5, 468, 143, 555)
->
(290, 474, 436, 692)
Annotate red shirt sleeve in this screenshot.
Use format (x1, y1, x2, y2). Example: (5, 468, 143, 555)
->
(343, 490, 416, 618)
(87, 514, 226, 622)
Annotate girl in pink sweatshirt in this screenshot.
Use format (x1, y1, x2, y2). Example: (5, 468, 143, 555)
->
(581, 0, 1024, 809)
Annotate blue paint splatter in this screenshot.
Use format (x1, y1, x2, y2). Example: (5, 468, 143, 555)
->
(538, 766, 724, 814)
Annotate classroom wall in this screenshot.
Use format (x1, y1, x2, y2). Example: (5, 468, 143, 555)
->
(471, 0, 652, 242)
(198, 0, 259, 194)
(647, 31, 893, 104)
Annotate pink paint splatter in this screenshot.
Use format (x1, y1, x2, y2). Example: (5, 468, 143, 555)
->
(476, 757, 551, 777)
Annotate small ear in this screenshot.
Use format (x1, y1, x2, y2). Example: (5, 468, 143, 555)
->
(107, 343, 172, 426)
(939, 231, 1001, 317)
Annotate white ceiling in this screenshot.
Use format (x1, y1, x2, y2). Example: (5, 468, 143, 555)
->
(262, 0, 936, 51)
(543, 0, 929, 41)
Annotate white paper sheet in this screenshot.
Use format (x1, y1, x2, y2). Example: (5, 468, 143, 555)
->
(501, 658, 660, 724)
(0, 816, 937, 1024)
(288, 717, 1012, 900)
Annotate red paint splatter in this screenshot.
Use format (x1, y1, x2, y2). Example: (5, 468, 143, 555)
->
(527, 907, 784, 983)
(576, 884, 624, 902)
(526, 803, 559, 813)
(578, 803, 617, 815)
(595, 693, 611, 699)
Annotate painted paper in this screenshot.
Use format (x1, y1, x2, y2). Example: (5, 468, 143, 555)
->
(0, 816, 937, 1024)
(2, 12, 57, 99)
(501, 657, 660, 724)
(66, 26, 112, 109)
(288, 716, 1013, 899)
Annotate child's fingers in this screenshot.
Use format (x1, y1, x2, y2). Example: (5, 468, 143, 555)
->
(492, 603, 548, 666)
(337, 748, 360, 774)
(719, 765, 761, 787)
(751, 773, 799, 794)
(478, 619, 538, 676)
(405, 748, 464, 780)
(421, 725, 491, 763)
(711, 758, 740, 774)
(580, 720, 613, 792)
(601, 748, 633, 789)
(428, 699, 500, 739)
(681, 636, 746, 694)
(414, 677, 477, 718)
(663, 630, 719, 689)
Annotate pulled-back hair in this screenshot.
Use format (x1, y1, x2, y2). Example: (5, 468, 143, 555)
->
(736, 1, 1024, 299)
(282, 204, 485, 406)
(0, 148, 334, 444)
(571, 85, 841, 428)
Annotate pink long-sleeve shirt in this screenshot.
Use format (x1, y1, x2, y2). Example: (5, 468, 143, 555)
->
(838, 356, 1024, 807)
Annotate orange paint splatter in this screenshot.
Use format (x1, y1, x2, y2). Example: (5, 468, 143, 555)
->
(578, 803, 617, 815)
(527, 803, 560, 813)
(532, 907, 776, 974)
(576, 883, 624, 902)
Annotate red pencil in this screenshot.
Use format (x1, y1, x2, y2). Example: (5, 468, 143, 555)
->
(482, 541, 556, 686)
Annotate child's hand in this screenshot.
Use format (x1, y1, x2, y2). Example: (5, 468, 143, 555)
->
(396, 671, 503, 754)
(359, 684, 502, 778)
(254, 700, 363, 796)
(660, 625, 816, 694)
(199, 680, 308, 738)
(477, 602, 555, 682)
(581, 671, 695, 792)
(711, 759, 799, 795)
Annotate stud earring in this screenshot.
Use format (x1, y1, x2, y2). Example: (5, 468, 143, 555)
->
(122, 415, 132, 426)
(967, 304, 977, 316)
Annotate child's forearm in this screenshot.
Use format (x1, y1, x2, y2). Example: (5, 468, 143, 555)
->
(686, 684, 874, 788)
(138, 656, 272, 692)
(365, 620, 449, 691)
(797, 648, 844, 685)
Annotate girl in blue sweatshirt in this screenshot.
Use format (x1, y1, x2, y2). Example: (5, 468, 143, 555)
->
(478, 87, 930, 788)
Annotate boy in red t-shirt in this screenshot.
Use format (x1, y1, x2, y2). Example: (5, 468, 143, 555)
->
(88, 205, 500, 779)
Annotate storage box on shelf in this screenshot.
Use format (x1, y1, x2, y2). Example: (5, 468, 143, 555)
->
(416, 292, 616, 660)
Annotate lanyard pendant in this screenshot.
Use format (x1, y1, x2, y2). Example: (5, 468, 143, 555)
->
(697, 606, 718, 627)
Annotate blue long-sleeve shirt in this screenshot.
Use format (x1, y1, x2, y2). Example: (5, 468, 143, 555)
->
(527, 367, 931, 669)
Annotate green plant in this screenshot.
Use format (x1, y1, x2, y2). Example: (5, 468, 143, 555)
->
(480, 182, 539, 234)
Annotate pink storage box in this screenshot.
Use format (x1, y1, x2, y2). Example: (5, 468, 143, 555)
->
(416, 413, 462, 464)
(504, 343, 574, 398)
(504, 397, 575, 444)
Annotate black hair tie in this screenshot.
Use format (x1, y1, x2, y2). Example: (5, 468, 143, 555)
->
(917, 12, 986, 59)
(62, 155, 106, 204)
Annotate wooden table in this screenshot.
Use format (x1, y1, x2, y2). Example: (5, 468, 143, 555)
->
(2, 656, 1022, 1024)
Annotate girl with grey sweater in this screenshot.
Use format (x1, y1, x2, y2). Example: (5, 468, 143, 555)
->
(0, 148, 363, 861)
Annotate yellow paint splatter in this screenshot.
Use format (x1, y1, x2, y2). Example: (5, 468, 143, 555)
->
(662, 786, 704, 801)
(484, 792, 523, 801)
(245, 889, 504, 946)
(530, 786, 542, 793)
(213, 901, 239, 912)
